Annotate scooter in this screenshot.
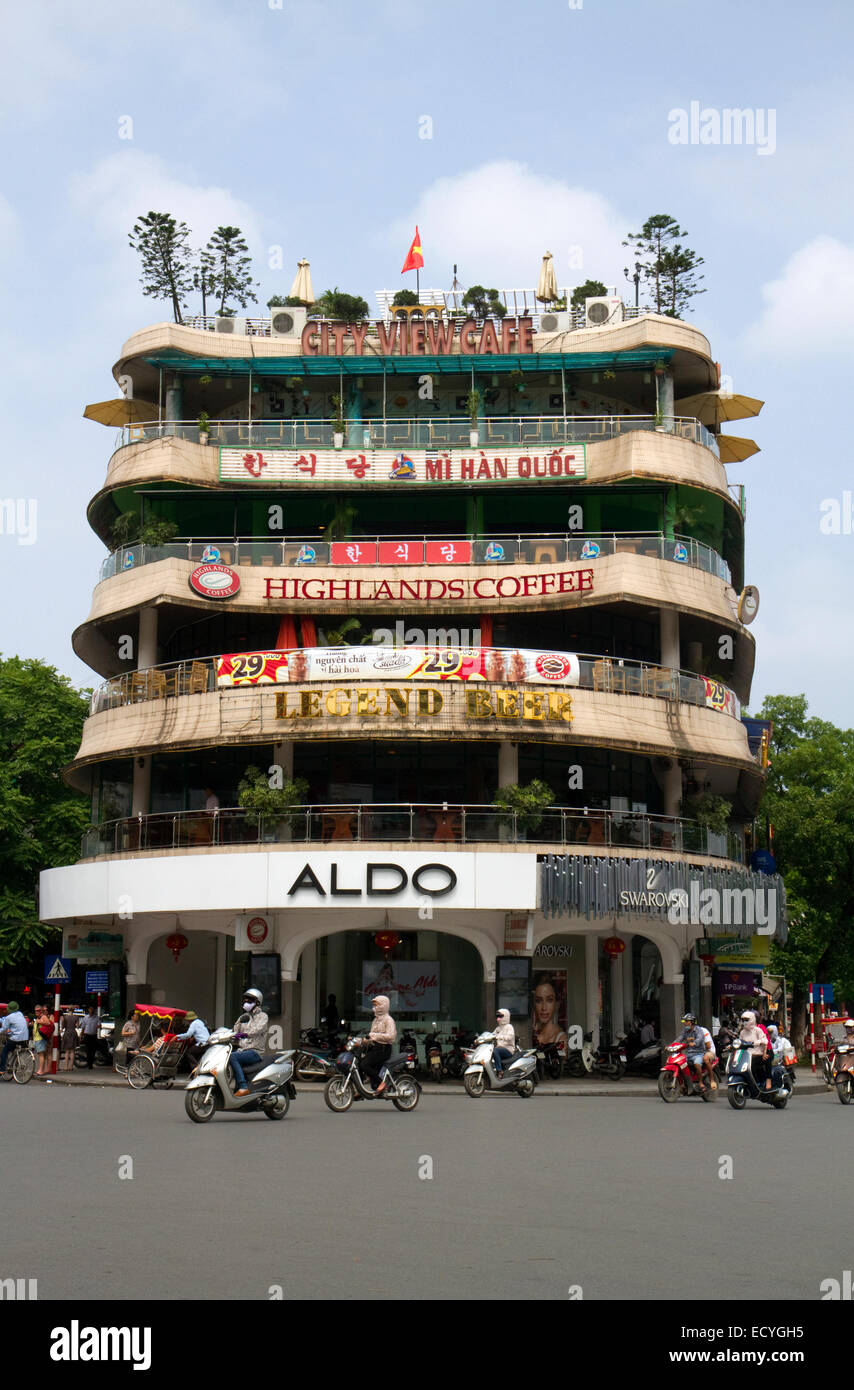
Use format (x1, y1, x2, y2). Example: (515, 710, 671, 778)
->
(658, 1043, 719, 1102)
(399, 1028, 420, 1074)
(625, 1037, 662, 1076)
(323, 1037, 420, 1112)
(424, 1025, 444, 1083)
(293, 1044, 338, 1083)
(184, 1027, 296, 1123)
(832, 1042, 854, 1104)
(463, 1032, 537, 1098)
(534, 1037, 564, 1081)
(443, 1028, 474, 1079)
(726, 1042, 789, 1110)
(566, 1031, 626, 1081)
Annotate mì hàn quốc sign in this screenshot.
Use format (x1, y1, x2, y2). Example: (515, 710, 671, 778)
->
(220, 444, 587, 485)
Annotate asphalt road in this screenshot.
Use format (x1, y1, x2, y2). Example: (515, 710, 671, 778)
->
(2, 1083, 850, 1301)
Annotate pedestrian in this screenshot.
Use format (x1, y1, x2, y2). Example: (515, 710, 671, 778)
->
(120, 1009, 141, 1064)
(33, 1005, 55, 1076)
(60, 1008, 79, 1071)
(80, 1005, 100, 1069)
(321, 993, 340, 1035)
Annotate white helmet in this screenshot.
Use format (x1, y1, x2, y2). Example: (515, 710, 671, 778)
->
(242, 988, 263, 1009)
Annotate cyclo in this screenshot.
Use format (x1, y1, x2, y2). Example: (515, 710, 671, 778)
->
(115, 1004, 190, 1090)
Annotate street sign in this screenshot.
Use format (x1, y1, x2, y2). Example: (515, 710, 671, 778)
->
(85, 971, 109, 994)
(44, 955, 72, 985)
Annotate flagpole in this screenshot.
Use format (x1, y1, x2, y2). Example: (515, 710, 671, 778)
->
(416, 267, 420, 301)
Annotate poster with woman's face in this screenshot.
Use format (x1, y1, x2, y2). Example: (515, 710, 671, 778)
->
(531, 971, 569, 1050)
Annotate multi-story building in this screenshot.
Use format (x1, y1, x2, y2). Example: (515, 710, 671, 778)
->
(40, 289, 786, 1047)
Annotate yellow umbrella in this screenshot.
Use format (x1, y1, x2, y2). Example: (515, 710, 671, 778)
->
(83, 398, 159, 426)
(717, 434, 760, 464)
(536, 251, 559, 303)
(674, 391, 764, 426)
(289, 258, 314, 304)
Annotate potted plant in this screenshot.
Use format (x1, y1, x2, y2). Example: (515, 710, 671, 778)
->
(492, 779, 554, 839)
(238, 766, 309, 842)
(139, 517, 179, 548)
(197, 411, 211, 445)
(467, 388, 482, 447)
(331, 394, 346, 449)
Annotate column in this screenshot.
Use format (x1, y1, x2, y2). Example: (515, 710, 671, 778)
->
(131, 757, 151, 816)
(299, 940, 317, 1031)
(585, 933, 600, 1048)
(659, 608, 680, 669)
(662, 762, 682, 819)
(272, 740, 294, 780)
(138, 606, 158, 670)
(325, 932, 348, 1013)
(498, 741, 518, 787)
(346, 380, 363, 449)
(657, 368, 674, 430)
(611, 950, 625, 1036)
(622, 932, 634, 1024)
(165, 374, 183, 436)
(686, 641, 703, 673)
(659, 979, 685, 1046)
(281, 980, 300, 1049)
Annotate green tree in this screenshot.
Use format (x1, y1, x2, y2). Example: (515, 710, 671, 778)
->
(392, 289, 419, 307)
(753, 695, 854, 1045)
(312, 287, 370, 320)
(461, 285, 506, 319)
(622, 214, 705, 318)
(128, 211, 194, 324)
(569, 279, 608, 309)
(193, 245, 216, 317)
(206, 226, 258, 315)
(0, 657, 90, 966)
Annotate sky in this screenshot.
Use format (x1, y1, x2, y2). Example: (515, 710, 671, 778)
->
(1, 0, 852, 724)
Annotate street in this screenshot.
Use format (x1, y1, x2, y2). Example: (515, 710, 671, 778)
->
(1, 1084, 851, 1301)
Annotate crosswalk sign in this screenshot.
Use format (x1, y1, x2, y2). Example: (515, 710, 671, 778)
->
(44, 955, 72, 984)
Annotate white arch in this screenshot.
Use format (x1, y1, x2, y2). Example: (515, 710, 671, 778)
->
(531, 918, 683, 982)
(282, 919, 497, 981)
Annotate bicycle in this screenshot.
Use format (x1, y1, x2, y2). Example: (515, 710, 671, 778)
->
(0, 1041, 37, 1084)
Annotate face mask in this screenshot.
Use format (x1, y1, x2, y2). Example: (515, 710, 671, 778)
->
(242, 1003, 255, 1014)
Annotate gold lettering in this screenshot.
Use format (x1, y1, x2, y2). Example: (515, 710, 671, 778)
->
(418, 688, 443, 716)
(495, 689, 519, 718)
(385, 688, 411, 716)
(301, 691, 322, 718)
(327, 688, 351, 716)
(522, 691, 546, 721)
(357, 689, 379, 716)
(466, 689, 493, 719)
(547, 692, 574, 723)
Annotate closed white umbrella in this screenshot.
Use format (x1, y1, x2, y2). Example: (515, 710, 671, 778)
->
(536, 251, 559, 304)
(290, 259, 314, 305)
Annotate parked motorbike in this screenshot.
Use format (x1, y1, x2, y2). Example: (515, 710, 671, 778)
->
(184, 1027, 296, 1123)
(399, 1028, 420, 1074)
(443, 1028, 474, 1079)
(534, 1037, 564, 1081)
(726, 1041, 789, 1111)
(323, 1037, 420, 1112)
(625, 1037, 662, 1076)
(74, 1032, 114, 1068)
(566, 1031, 626, 1080)
(463, 1032, 537, 1098)
(424, 1025, 444, 1083)
(657, 1043, 719, 1102)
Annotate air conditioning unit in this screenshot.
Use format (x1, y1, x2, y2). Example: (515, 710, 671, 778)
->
(214, 316, 247, 335)
(270, 305, 307, 338)
(538, 310, 572, 333)
(585, 296, 624, 327)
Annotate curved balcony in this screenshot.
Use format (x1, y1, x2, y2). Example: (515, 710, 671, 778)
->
(88, 646, 741, 719)
(79, 803, 744, 864)
(111, 413, 720, 456)
(98, 530, 731, 585)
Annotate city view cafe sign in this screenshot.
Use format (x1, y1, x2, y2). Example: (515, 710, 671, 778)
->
(299, 317, 535, 357)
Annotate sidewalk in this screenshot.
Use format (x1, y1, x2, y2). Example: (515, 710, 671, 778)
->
(36, 1068, 829, 1097)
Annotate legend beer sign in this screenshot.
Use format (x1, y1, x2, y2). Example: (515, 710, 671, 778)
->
(220, 444, 587, 487)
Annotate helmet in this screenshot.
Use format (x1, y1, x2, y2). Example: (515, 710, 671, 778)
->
(681, 1013, 696, 1024)
(845, 1019, 854, 1029)
(242, 988, 262, 1008)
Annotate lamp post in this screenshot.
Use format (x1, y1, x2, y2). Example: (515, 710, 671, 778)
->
(623, 261, 642, 309)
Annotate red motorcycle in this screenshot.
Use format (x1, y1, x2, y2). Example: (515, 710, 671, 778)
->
(657, 1043, 718, 1102)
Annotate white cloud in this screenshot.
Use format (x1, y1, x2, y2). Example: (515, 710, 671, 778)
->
(385, 162, 630, 294)
(743, 235, 854, 359)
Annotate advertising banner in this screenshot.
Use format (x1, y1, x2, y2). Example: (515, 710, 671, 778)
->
(702, 676, 739, 717)
(220, 444, 587, 487)
(360, 960, 440, 1013)
(217, 645, 581, 688)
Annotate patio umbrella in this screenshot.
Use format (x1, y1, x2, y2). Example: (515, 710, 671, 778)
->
(83, 398, 159, 425)
(536, 251, 559, 303)
(673, 391, 764, 426)
(717, 434, 760, 464)
(289, 259, 314, 305)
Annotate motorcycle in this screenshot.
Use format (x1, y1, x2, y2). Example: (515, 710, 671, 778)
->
(424, 1025, 444, 1083)
(534, 1037, 564, 1081)
(323, 1037, 420, 1112)
(566, 1031, 626, 1081)
(625, 1037, 662, 1076)
(443, 1028, 474, 1079)
(657, 1043, 719, 1102)
(399, 1028, 420, 1074)
(184, 1027, 296, 1123)
(726, 1041, 789, 1111)
(463, 1032, 537, 1098)
(832, 1042, 854, 1104)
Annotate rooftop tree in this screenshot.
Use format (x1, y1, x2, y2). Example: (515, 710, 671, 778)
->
(622, 214, 705, 318)
(570, 279, 608, 309)
(206, 226, 259, 316)
(128, 211, 194, 324)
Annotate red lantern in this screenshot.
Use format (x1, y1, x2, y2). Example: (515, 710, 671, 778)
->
(374, 931, 401, 957)
(602, 935, 626, 960)
(165, 932, 188, 964)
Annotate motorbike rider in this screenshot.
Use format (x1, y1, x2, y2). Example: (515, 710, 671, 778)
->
(493, 1008, 516, 1076)
(231, 988, 269, 1097)
(672, 1013, 713, 1091)
(362, 994, 396, 1094)
(737, 1010, 771, 1088)
(0, 1001, 29, 1072)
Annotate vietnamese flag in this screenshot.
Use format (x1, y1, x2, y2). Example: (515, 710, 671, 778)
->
(401, 227, 424, 273)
